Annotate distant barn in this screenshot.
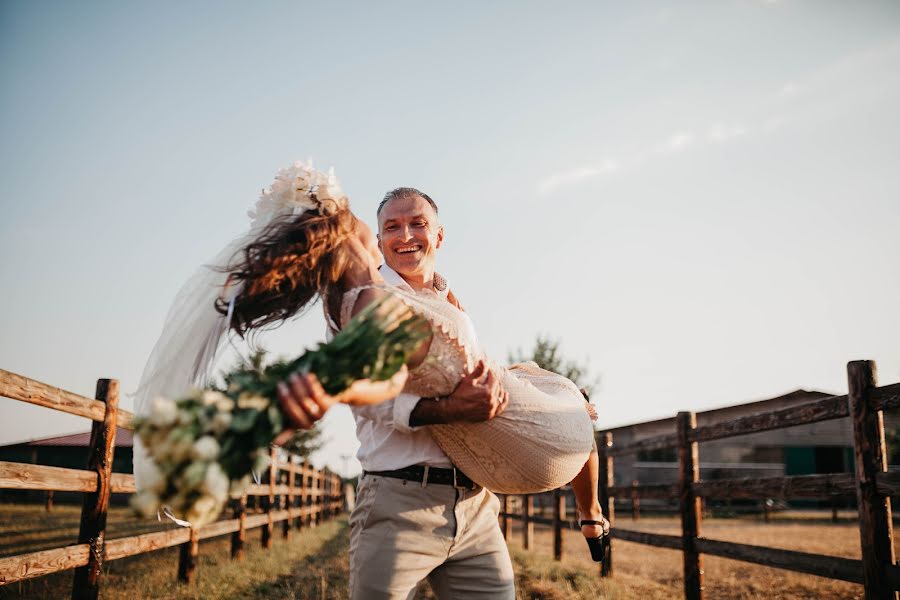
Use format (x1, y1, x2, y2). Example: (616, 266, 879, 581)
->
(606, 389, 900, 511)
(0, 428, 133, 506)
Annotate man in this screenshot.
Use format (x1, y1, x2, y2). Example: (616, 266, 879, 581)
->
(346, 187, 515, 599)
(279, 187, 515, 599)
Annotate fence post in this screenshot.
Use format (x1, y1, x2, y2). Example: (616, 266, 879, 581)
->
(523, 494, 533, 550)
(677, 411, 703, 600)
(296, 462, 306, 530)
(631, 480, 640, 521)
(848, 360, 897, 600)
(177, 528, 199, 583)
(71, 378, 118, 600)
(553, 488, 565, 560)
(598, 431, 614, 576)
(231, 494, 247, 560)
(283, 458, 295, 539)
(262, 446, 276, 548)
(501, 495, 511, 541)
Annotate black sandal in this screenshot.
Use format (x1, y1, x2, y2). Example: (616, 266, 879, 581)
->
(580, 519, 607, 562)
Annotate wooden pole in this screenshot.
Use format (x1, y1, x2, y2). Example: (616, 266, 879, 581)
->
(231, 494, 247, 560)
(677, 411, 704, 600)
(296, 462, 306, 530)
(631, 480, 640, 521)
(763, 499, 771, 523)
(45, 490, 54, 512)
(848, 360, 897, 600)
(262, 447, 276, 548)
(522, 495, 533, 550)
(177, 528, 199, 583)
(598, 431, 614, 576)
(553, 488, 565, 560)
(71, 379, 118, 600)
(501, 495, 511, 541)
(283, 459, 295, 539)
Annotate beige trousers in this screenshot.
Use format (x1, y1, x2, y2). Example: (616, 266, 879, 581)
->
(348, 474, 516, 599)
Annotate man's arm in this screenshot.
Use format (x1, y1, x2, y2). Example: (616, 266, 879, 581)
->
(407, 360, 509, 427)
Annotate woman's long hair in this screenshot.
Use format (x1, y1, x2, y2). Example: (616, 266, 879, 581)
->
(216, 207, 357, 338)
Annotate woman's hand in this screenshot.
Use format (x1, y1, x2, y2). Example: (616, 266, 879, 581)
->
(335, 365, 409, 406)
(274, 372, 335, 443)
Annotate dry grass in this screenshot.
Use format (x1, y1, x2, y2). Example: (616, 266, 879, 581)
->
(503, 513, 866, 600)
(0, 503, 874, 599)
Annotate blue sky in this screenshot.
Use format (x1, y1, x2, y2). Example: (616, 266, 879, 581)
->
(2, 1, 899, 476)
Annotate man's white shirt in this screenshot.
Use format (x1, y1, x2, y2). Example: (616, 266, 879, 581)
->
(347, 265, 453, 470)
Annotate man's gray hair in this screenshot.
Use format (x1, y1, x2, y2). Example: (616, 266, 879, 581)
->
(377, 187, 439, 218)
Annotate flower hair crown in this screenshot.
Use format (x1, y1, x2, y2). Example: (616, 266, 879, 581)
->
(247, 160, 348, 228)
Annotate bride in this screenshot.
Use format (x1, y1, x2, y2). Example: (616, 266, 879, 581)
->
(135, 161, 609, 561)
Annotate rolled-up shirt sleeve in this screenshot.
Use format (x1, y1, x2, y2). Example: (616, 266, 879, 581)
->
(391, 392, 426, 433)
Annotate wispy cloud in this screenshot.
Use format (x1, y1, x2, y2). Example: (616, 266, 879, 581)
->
(537, 161, 618, 194)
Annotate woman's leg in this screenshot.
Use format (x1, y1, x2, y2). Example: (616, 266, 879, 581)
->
(570, 446, 606, 538)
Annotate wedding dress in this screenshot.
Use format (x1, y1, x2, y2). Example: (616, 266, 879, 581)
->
(340, 284, 596, 494)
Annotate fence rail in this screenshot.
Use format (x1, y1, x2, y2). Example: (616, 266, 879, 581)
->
(500, 360, 899, 600)
(0, 368, 344, 599)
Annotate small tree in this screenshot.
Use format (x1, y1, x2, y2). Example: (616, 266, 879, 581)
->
(509, 335, 599, 397)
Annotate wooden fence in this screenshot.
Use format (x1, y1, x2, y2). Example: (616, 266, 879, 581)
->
(499, 360, 900, 600)
(0, 368, 344, 600)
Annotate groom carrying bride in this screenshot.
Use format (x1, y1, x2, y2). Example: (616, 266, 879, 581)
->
(282, 186, 517, 599)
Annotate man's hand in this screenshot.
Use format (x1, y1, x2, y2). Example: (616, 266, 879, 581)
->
(409, 360, 509, 426)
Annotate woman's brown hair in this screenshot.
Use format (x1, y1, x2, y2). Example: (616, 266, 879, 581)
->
(216, 206, 357, 338)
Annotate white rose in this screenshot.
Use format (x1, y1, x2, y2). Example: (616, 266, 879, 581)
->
(149, 397, 177, 427)
(200, 390, 229, 407)
(237, 393, 269, 411)
(131, 490, 161, 518)
(192, 436, 220, 461)
(181, 461, 208, 491)
(187, 494, 220, 527)
(209, 412, 232, 435)
(168, 437, 195, 463)
(229, 474, 251, 496)
(203, 462, 230, 501)
(135, 459, 166, 494)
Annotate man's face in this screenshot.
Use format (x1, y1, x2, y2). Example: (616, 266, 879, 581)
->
(377, 194, 443, 280)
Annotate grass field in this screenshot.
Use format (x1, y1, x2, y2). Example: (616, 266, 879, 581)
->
(0, 503, 871, 599)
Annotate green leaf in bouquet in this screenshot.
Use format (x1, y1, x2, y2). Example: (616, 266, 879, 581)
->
(230, 409, 259, 433)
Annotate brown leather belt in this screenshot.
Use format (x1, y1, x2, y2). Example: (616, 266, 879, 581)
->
(364, 465, 478, 490)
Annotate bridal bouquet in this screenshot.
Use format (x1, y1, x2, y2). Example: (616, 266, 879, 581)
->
(131, 296, 428, 526)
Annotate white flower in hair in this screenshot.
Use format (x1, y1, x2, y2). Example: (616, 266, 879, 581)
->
(248, 160, 347, 227)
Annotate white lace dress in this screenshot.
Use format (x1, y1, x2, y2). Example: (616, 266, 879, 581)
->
(341, 284, 595, 494)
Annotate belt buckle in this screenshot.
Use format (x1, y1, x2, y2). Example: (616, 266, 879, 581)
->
(421, 465, 430, 488)
(452, 468, 470, 491)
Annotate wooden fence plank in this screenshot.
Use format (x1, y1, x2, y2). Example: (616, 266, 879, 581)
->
(110, 473, 135, 494)
(848, 360, 897, 600)
(0, 545, 91, 585)
(691, 394, 849, 443)
(609, 482, 677, 499)
(607, 433, 679, 457)
(105, 529, 191, 561)
(610, 528, 683, 551)
(869, 382, 900, 412)
(677, 411, 703, 600)
(72, 378, 118, 600)
(0, 461, 96, 492)
(0, 369, 105, 422)
(694, 473, 857, 500)
(695, 538, 863, 584)
(501, 496, 511, 541)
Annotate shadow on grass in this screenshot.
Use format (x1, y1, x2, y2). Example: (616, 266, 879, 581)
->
(245, 521, 352, 600)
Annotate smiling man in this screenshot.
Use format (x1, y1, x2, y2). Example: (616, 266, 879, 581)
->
(345, 187, 515, 599)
